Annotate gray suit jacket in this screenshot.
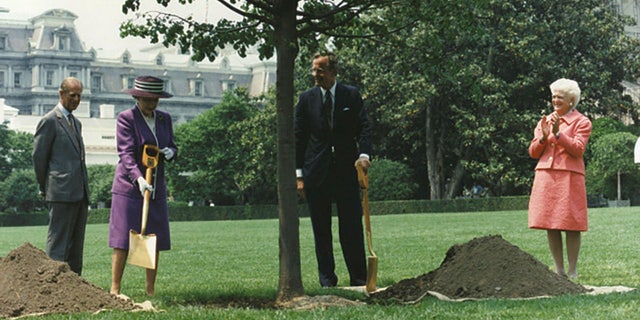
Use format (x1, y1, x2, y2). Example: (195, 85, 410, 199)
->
(33, 104, 89, 202)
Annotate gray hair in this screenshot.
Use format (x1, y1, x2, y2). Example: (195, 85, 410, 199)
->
(550, 78, 581, 110)
(313, 51, 338, 73)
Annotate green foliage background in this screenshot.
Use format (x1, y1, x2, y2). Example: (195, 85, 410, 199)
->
(4, 0, 640, 211)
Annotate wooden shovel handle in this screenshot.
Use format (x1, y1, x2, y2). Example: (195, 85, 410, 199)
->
(140, 144, 159, 235)
(356, 165, 376, 257)
(140, 167, 152, 235)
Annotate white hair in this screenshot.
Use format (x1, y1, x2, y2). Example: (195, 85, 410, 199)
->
(550, 78, 581, 110)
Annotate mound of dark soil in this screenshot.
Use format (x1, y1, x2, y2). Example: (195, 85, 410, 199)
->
(0, 243, 136, 318)
(370, 235, 588, 303)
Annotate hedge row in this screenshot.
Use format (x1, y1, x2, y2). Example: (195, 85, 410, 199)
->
(0, 196, 530, 227)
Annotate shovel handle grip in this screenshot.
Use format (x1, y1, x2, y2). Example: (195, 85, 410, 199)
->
(142, 144, 160, 169)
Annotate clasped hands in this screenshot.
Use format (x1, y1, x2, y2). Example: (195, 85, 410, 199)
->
(540, 112, 560, 143)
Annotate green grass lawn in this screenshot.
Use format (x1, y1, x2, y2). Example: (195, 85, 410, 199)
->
(1, 207, 640, 319)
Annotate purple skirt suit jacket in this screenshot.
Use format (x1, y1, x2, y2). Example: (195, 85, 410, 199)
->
(109, 106, 178, 250)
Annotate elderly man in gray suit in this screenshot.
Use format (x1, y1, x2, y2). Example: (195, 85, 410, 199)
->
(33, 77, 90, 275)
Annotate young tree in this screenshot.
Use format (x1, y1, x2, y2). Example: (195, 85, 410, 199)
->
(120, 0, 389, 302)
(587, 132, 638, 201)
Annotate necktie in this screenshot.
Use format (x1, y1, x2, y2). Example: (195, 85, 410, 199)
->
(68, 114, 80, 144)
(323, 90, 333, 129)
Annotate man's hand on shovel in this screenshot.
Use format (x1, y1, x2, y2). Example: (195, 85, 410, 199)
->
(296, 177, 306, 200)
(355, 156, 371, 189)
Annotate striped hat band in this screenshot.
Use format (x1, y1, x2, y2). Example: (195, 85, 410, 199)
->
(123, 75, 173, 98)
(134, 78, 165, 93)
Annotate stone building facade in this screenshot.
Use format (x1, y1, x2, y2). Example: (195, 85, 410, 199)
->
(0, 9, 275, 164)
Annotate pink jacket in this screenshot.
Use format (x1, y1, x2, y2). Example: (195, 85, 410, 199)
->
(528, 110, 592, 174)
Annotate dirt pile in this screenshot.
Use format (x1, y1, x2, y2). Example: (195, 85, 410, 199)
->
(0, 243, 136, 318)
(370, 235, 588, 303)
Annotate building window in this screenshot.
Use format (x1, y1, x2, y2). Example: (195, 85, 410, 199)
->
(189, 79, 204, 97)
(122, 53, 130, 64)
(13, 72, 21, 88)
(0, 36, 6, 50)
(162, 78, 171, 95)
(58, 36, 67, 50)
(194, 81, 202, 96)
(0, 71, 5, 88)
(122, 76, 135, 89)
(69, 71, 78, 78)
(221, 80, 236, 92)
(156, 55, 163, 66)
(45, 70, 55, 87)
(91, 75, 102, 92)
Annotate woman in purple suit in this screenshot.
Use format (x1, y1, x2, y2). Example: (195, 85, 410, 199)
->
(109, 76, 177, 296)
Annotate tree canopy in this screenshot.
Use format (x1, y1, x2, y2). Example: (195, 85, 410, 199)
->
(336, 0, 640, 199)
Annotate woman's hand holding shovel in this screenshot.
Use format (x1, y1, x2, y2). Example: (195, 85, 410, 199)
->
(137, 177, 154, 197)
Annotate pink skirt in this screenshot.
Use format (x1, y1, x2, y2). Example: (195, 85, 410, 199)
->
(528, 169, 588, 231)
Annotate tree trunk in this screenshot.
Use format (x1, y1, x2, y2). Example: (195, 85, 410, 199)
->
(617, 169, 622, 201)
(426, 103, 437, 199)
(446, 161, 465, 199)
(275, 0, 304, 303)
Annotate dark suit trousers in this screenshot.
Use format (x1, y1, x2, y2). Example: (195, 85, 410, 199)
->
(46, 199, 88, 275)
(306, 166, 366, 287)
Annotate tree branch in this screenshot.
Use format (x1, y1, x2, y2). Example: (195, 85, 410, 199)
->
(217, 0, 277, 25)
(297, 1, 392, 35)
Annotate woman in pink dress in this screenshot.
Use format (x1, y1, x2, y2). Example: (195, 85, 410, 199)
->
(528, 78, 592, 279)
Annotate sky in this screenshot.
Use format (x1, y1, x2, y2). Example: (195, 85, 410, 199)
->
(0, 0, 240, 52)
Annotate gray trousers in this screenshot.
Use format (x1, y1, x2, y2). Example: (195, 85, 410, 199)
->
(46, 200, 88, 275)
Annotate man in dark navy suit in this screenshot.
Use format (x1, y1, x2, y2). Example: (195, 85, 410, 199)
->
(295, 51, 372, 287)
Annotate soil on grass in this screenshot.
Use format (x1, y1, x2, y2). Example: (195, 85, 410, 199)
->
(369, 235, 588, 303)
(0, 235, 589, 315)
(0, 243, 136, 318)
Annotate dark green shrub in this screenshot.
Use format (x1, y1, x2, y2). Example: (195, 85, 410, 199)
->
(369, 158, 418, 201)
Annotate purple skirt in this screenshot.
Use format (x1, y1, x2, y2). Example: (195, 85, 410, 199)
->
(109, 192, 171, 250)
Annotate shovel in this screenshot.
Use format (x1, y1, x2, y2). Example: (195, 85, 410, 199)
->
(356, 165, 378, 293)
(128, 144, 159, 270)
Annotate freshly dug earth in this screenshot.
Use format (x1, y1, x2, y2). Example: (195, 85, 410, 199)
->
(0, 235, 590, 315)
(370, 235, 588, 303)
(0, 243, 136, 318)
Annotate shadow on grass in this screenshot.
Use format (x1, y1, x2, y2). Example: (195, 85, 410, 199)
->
(156, 287, 371, 310)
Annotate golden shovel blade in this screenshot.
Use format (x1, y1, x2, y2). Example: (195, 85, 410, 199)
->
(128, 230, 157, 269)
(366, 255, 378, 293)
